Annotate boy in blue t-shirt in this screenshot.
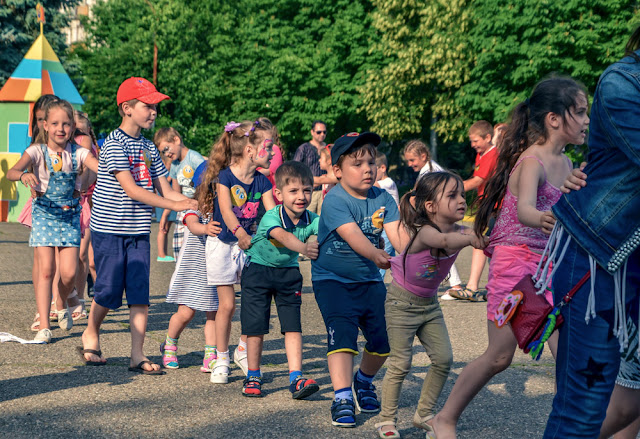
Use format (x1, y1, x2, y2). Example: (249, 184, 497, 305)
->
(312, 132, 401, 427)
(240, 161, 320, 399)
(153, 127, 205, 259)
(80, 77, 198, 373)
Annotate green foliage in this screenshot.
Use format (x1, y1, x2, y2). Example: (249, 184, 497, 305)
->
(0, 0, 79, 85)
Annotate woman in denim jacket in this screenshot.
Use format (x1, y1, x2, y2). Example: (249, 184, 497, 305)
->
(542, 28, 640, 438)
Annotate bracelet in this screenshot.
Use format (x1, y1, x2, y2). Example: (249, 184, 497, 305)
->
(19, 172, 28, 184)
(231, 224, 242, 235)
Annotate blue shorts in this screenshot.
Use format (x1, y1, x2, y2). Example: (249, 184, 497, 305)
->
(91, 231, 151, 309)
(313, 279, 390, 357)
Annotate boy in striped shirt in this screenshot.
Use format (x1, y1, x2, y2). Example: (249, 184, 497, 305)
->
(78, 77, 197, 374)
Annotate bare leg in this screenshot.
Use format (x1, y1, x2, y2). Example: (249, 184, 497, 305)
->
(465, 248, 487, 291)
(328, 352, 355, 390)
(81, 300, 109, 363)
(285, 332, 302, 372)
(52, 247, 61, 309)
(360, 351, 387, 377)
(167, 304, 196, 339)
(247, 335, 264, 371)
(55, 247, 79, 312)
(157, 225, 168, 258)
(75, 229, 91, 301)
(34, 247, 55, 330)
(130, 304, 159, 371)
(87, 238, 96, 281)
(204, 311, 217, 346)
(215, 285, 235, 353)
(431, 321, 517, 439)
(599, 385, 640, 439)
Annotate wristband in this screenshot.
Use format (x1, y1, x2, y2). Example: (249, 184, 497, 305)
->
(19, 172, 28, 184)
(231, 224, 242, 235)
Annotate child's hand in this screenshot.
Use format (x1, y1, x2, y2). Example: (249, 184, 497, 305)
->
(204, 221, 222, 237)
(174, 199, 198, 212)
(20, 172, 39, 189)
(159, 216, 169, 234)
(540, 211, 556, 235)
(561, 162, 587, 193)
(470, 234, 490, 250)
(237, 233, 252, 250)
(372, 249, 392, 269)
(303, 240, 319, 260)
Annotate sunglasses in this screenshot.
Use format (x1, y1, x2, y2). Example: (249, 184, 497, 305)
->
(315, 130, 326, 134)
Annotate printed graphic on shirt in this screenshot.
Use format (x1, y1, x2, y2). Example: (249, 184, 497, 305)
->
(325, 205, 386, 256)
(417, 264, 438, 279)
(230, 184, 261, 220)
(176, 165, 195, 194)
(50, 154, 63, 172)
(129, 149, 152, 187)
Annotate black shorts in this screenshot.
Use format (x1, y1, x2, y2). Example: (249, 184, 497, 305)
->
(240, 261, 303, 336)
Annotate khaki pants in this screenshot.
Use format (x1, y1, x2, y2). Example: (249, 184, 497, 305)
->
(379, 282, 453, 422)
(308, 189, 323, 215)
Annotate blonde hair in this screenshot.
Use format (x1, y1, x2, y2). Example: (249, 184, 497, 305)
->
(35, 99, 75, 145)
(74, 110, 98, 150)
(468, 120, 493, 138)
(153, 127, 182, 148)
(404, 139, 433, 171)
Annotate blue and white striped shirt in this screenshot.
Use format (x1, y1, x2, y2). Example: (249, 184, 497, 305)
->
(90, 129, 168, 235)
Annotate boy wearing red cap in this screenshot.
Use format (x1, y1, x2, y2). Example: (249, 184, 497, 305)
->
(78, 77, 198, 374)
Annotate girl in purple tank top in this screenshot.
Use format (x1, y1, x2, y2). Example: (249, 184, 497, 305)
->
(431, 76, 589, 438)
(375, 172, 488, 438)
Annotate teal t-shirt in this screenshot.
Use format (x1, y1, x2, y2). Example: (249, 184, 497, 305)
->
(246, 205, 319, 268)
(169, 149, 205, 199)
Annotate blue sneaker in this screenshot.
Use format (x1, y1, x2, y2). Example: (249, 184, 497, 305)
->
(352, 374, 381, 413)
(331, 398, 356, 427)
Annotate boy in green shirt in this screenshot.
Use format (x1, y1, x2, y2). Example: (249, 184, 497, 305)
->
(240, 161, 320, 399)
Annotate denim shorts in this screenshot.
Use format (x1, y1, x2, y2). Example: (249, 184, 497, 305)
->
(91, 231, 151, 309)
(313, 279, 390, 356)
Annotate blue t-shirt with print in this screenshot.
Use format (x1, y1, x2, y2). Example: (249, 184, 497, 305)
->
(311, 184, 399, 283)
(169, 149, 205, 199)
(213, 168, 272, 243)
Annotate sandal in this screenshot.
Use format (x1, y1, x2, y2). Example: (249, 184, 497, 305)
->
(375, 421, 401, 438)
(31, 313, 41, 332)
(470, 290, 488, 302)
(448, 287, 477, 300)
(71, 300, 87, 321)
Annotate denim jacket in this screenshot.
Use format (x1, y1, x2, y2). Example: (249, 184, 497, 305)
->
(552, 50, 640, 275)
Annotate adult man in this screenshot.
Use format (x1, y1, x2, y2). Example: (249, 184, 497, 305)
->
(293, 120, 331, 214)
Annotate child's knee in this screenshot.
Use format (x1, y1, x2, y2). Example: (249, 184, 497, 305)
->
(490, 353, 513, 373)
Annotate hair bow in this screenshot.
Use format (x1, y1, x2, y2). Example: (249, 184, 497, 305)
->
(225, 121, 241, 133)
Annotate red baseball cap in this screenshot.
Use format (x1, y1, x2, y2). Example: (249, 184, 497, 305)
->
(116, 77, 170, 105)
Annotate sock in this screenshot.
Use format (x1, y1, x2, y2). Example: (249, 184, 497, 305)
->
(289, 370, 302, 384)
(247, 368, 261, 379)
(164, 335, 178, 348)
(334, 387, 353, 401)
(356, 369, 374, 385)
(204, 345, 216, 358)
(217, 350, 230, 362)
(238, 339, 247, 351)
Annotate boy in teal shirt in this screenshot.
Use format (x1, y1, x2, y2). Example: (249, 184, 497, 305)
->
(240, 161, 320, 399)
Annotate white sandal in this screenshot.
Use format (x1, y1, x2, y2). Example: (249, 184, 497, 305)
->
(209, 361, 230, 384)
(375, 420, 401, 439)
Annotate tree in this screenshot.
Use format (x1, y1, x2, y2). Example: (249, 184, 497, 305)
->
(0, 0, 79, 85)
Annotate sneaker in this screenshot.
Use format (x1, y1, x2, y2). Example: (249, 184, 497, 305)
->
(290, 376, 319, 400)
(352, 374, 381, 413)
(440, 292, 456, 301)
(201, 352, 217, 373)
(57, 309, 72, 331)
(157, 255, 175, 262)
(34, 328, 52, 343)
(160, 341, 179, 369)
(331, 398, 356, 427)
(242, 376, 263, 397)
(233, 346, 248, 376)
(210, 360, 230, 384)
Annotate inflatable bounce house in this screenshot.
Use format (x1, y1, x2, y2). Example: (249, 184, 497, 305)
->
(0, 5, 84, 222)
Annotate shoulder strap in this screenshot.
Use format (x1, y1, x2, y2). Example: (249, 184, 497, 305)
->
(40, 144, 54, 173)
(510, 155, 547, 180)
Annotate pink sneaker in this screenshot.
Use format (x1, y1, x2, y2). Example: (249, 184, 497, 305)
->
(160, 341, 178, 369)
(201, 352, 217, 373)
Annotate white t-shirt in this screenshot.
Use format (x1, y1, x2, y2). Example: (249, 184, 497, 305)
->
(418, 160, 444, 178)
(25, 143, 90, 192)
(90, 129, 168, 235)
(376, 177, 400, 205)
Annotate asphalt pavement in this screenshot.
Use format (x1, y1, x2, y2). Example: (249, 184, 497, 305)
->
(0, 222, 556, 438)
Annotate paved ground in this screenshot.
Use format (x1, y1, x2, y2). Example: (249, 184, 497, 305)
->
(0, 222, 556, 438)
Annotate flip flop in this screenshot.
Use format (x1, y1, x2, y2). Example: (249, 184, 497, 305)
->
(76, 346, 106, 366)
(128, 360, 165, 375)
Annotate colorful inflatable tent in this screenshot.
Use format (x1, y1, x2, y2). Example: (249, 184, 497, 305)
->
(0, 32, 83, 222)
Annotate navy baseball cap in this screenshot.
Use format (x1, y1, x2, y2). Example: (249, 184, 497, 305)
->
(331, 132, 381, 165)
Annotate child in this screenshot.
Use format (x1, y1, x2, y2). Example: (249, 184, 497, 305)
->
(318, 147, 337, 200)
(160, 180, 222, 372)
(240, 161, 320, 399)
(452, 121, 499, 301)
(374, 172, 488, 438)
(374, 150, 399, 280)
(155, 153, 177, 262)
(7, 98, 99, 343)
(403, 140, 462, 299)
(154, 127, 205, 258)
(431, 76, 589, 438)
(204, 119, 276, 384)
(78, 77, 197, 372)
(311, 132, 401, 427)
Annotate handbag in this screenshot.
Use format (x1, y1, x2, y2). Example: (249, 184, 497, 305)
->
(495, 271, 591, 359)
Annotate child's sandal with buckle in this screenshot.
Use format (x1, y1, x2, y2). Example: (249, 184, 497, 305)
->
(242, 376, 263, 397)
(375, 420, 401, 438)
(159, 341, 178, 369)
(290, 376, 319, 400)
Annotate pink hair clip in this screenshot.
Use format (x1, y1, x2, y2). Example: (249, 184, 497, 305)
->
(225, 121, 242, 133)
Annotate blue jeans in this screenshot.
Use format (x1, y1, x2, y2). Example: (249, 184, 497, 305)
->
(544, 237, 640, 438)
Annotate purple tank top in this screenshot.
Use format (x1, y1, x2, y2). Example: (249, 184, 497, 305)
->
(390, 249, 459, 298)
(487, 156, 565, 256)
